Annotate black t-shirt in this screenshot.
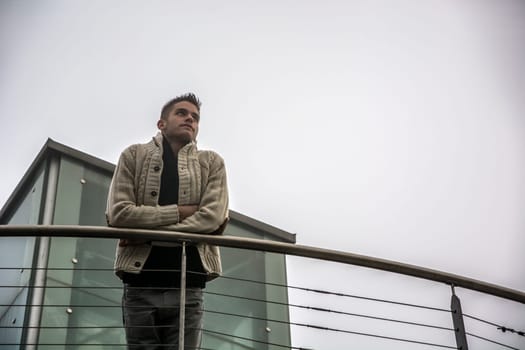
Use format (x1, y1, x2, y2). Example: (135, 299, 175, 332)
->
(123, 138, 206, 288)
(122, 245, 206, 288)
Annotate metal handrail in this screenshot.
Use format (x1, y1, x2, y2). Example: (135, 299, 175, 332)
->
(0, 224, 524, 304)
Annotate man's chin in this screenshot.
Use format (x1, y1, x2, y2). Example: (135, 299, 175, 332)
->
(164, 133, 194, 146)
(172, 131, 194, 142)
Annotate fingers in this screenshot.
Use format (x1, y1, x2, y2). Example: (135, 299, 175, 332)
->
(119, 239, 149, 247)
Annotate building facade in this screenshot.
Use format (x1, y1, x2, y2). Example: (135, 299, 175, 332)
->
(0, 139, 295, 349)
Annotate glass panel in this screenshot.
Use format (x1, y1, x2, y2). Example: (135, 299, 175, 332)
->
(38, 157, 123, 349)
(202, 221, 291, 349)
(264, 252, 290, 348)
(37, 156, 291, 349)
(0, 168, 44, 349)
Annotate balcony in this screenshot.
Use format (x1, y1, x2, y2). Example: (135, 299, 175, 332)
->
(0, 225, 524, 349)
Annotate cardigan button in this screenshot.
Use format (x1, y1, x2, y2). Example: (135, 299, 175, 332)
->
(151, 191, 157, 197)
(153, 166, 160, 172)
(134, 261, 141, 267)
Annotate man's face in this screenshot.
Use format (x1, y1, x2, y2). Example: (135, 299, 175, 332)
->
(157, 101, 200, 143)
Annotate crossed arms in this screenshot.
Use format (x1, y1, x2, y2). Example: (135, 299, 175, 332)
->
(106, 146, 229, 245)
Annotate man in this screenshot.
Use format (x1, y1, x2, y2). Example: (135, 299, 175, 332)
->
(106, 93, 229, 349)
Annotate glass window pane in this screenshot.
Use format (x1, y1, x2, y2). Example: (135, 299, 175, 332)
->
(0, 168, 44, 348)
(39, 157, 123, 350)
(202, 222, 291, 349)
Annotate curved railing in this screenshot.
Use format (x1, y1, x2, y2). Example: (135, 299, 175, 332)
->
(0, 224, 524, 350)
(2, 225, 523, 304)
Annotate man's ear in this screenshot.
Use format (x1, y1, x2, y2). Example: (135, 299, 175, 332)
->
(157, 119, 165, 130)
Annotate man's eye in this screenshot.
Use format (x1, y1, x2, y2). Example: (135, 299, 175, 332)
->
(175, 110, 186, 116)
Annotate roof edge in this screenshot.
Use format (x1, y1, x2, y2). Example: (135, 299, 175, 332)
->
(45, 138, 115, 173)
(229, 210, 296, 243)
(0, 138, 53, 222)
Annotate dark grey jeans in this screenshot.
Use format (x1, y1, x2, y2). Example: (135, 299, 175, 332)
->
(122, 285, 204, 350)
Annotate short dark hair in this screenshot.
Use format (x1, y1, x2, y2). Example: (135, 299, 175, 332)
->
(160, 93, 202, 120)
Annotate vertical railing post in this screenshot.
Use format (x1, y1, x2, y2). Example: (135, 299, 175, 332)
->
(179, 241, 187, 349)
(450, 285, 469, 350)
(26, 156, 60, 349)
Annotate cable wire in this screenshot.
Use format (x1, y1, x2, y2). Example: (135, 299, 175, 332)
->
(0, 310, 455, 349)
(200, 327, 310, 349)
(0, 344, 213, 348)
(0, 266, 451, 313)
(6, 267, 518, 350)
(204, 324, 456, 349)
(204, 290, 453, 332)
(464, 313, 525, 337)
(203, 310, 455, 349)
(466, 332, 522, 350)
(218, 274, 451, 313)
(0, 301, 454, 333)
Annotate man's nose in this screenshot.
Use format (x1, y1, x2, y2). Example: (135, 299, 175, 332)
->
(184, 114, 196, 123)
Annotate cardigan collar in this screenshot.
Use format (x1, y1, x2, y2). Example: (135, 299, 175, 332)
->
(153, 132, 197, 155)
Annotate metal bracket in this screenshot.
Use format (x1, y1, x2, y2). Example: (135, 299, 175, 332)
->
(451, 285, 469, 350)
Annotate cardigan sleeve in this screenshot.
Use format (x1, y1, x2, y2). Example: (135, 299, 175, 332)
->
(106, 145, 181, 228)
(160, 152, 229, 234)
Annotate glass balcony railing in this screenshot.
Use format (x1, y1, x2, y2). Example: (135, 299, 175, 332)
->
(0, 224, 524, 350)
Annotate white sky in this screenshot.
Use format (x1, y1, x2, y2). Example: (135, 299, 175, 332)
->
(1, 1, 524, 349)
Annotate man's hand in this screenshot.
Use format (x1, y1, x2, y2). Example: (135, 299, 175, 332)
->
(118, 239, 149, 246)
(178, 205, 199, 221)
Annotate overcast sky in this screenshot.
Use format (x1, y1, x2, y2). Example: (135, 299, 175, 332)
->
(1, 1, 524, 349)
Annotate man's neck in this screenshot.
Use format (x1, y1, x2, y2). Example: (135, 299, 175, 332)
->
(163, 135, 189, 156)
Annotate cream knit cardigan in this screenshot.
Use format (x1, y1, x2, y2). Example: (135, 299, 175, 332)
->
(106, 133, 228, 281)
